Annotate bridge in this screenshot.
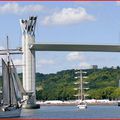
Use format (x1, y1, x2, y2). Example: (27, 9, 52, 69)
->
(1, 16, 120, 109)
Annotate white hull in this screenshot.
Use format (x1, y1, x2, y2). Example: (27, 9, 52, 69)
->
(0, 107, 21, 118)
(77, 104, 87, 109)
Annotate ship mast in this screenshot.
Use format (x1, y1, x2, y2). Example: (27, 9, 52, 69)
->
(6, 36, 12, 106)
(80, 70, 83, 101)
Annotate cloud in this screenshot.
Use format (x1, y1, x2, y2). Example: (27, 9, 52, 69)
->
(66, 52, 85, 61)
(0, 3, 44, 14)
(42, 7, 95, 25)
(79, 62, 92, 69)
(39, 59, 54, 65)
(66, 52, 92, 69)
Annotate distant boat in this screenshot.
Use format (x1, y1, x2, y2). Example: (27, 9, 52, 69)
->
(77, 101, 87, 109)
(0, 46, 26, 118)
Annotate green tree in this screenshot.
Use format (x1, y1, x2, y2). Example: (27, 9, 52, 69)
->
(111, 88, 120, 100)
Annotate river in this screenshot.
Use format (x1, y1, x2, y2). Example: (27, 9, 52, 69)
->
(21, 105, 120, 118)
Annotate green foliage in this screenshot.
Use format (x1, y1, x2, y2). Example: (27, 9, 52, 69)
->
(111, 88, 120, 99)
(35, 70, 76, 100)
(35, 68, 120, 100)
(88, 87, 115, 100)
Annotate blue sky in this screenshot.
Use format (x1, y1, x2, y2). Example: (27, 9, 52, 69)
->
(0, 1, 120, 73)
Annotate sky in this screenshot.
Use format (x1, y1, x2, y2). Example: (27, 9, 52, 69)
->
(0, 1, 120, 74)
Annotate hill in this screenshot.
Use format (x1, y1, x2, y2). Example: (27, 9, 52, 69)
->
(35, 67, 120, 101)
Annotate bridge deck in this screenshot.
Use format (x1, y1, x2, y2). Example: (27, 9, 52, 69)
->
(30, 44, 120, 52)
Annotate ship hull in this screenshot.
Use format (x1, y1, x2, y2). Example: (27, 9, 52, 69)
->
(0, 107, 21, 118)
(77, 104, 87, 109)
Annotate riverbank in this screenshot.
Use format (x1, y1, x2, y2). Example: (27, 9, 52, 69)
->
(36, 99, 118, 106)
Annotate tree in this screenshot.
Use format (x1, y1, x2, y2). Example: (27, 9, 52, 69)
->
(111, 88, 120, 100)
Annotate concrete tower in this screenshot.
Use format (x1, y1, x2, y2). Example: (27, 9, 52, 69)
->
(20, 16, 40, 108)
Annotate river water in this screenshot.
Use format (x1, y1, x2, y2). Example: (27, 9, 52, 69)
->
(21, 105, 120, 118)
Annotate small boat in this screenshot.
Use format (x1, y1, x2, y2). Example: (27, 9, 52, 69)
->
(77, 101, 87, 109)
(0, 42, 26, 118)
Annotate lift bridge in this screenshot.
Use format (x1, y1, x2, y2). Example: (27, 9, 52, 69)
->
(0, 16, 120, 109)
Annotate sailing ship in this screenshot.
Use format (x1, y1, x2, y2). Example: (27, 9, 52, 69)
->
(75, 70, 87, 109)
(0, 53, 26, 117)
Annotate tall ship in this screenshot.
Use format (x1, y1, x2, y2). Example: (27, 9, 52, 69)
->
(74, 70, 88, 109)
(0, 38, 26, 118)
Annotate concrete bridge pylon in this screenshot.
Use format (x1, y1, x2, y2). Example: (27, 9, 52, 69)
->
(20, 16, 40, 109)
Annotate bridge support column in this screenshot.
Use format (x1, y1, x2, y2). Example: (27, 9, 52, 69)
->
(20, 16, 40, 109)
